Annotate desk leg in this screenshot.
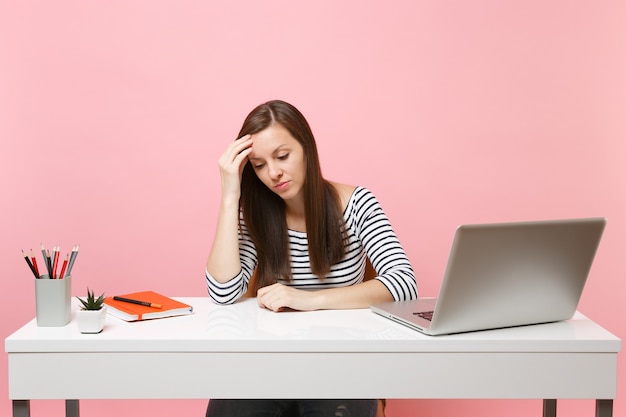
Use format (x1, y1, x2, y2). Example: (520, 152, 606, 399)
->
(12, 400, 30, 417)
(596, 400, 612, 417)
(543, 399, 556, 417)
(66, 400, 80, 417)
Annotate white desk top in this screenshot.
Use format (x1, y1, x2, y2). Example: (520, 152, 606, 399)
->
(5, 297, 621, 354)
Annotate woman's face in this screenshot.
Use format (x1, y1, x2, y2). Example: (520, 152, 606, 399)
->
(248, 124, 306, 204)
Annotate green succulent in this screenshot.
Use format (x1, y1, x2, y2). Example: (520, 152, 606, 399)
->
(77, 288, 105, 311)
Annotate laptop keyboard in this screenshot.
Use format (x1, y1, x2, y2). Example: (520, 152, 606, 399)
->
(413, 311, 434, 321)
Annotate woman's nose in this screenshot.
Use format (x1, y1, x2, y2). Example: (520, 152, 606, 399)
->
(268, 163, 283, 179)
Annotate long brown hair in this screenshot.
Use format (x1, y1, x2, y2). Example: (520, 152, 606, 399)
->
(238, 100, 347, 290)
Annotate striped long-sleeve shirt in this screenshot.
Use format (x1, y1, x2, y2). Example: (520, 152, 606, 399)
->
(206, 186, 418, 304)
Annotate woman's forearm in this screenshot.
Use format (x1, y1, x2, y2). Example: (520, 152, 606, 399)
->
(312, 279, 394, 310)
(257, 279, 394, 312)
(206, 198, 243, 283)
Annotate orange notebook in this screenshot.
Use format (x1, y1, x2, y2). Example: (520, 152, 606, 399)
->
(104, 291, 194, 321)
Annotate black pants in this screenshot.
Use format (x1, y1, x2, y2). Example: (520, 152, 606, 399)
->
(206, 399, 377, 417)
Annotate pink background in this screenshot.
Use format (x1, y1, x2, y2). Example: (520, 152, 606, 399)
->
(1, 1, 624, 416)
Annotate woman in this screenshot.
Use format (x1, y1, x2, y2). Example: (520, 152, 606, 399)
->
(205, 100, 417, 417)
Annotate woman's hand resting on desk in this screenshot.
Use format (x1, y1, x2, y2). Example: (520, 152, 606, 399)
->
(257, 283, 320, 312)
(257, 280, 394, 312)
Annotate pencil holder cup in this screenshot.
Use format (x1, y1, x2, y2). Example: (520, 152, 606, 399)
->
(34, 275, 72, 327)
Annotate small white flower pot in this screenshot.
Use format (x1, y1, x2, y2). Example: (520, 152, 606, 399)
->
(76, 306, 107, 334)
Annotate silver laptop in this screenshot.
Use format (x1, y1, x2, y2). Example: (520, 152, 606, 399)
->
(371, 217, 606, 335)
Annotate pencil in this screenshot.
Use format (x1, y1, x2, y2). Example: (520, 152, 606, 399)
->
(22, 250, 39, 278)
(66, 245, 79, 276)
(30, 249, 40, 276)
(52, 246, 60, 279)
(46, 249, 52, 278)
(41, 244, 52, 278)
(58, 254, 69, 280)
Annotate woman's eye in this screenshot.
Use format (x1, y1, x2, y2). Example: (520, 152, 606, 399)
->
(277, 153, 289, 160)
(253, 163, 265, 169)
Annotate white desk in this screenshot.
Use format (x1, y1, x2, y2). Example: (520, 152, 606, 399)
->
(5, 298, 621, 417)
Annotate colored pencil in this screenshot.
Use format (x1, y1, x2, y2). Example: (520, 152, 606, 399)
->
(46, 249, 52, 278)
(41, 244, 52, 278)
(30, 249, 40, 276)
(22, 250, 39, 278)
(66, 245, 79, 276)
(52, 246, 60, 279)
(58, 254, 69, 280)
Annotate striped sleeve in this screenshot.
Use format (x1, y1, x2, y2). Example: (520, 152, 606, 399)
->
(350, 187, 418, 301)
(205, 219, 257, 305)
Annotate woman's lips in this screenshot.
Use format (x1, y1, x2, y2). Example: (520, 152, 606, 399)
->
(275, 181, 290, 191)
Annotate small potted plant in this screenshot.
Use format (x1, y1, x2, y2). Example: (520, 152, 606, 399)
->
(75, 288, 107, 334)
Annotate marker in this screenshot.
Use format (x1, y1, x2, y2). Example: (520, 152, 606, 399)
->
(113, 296, 162, 309)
